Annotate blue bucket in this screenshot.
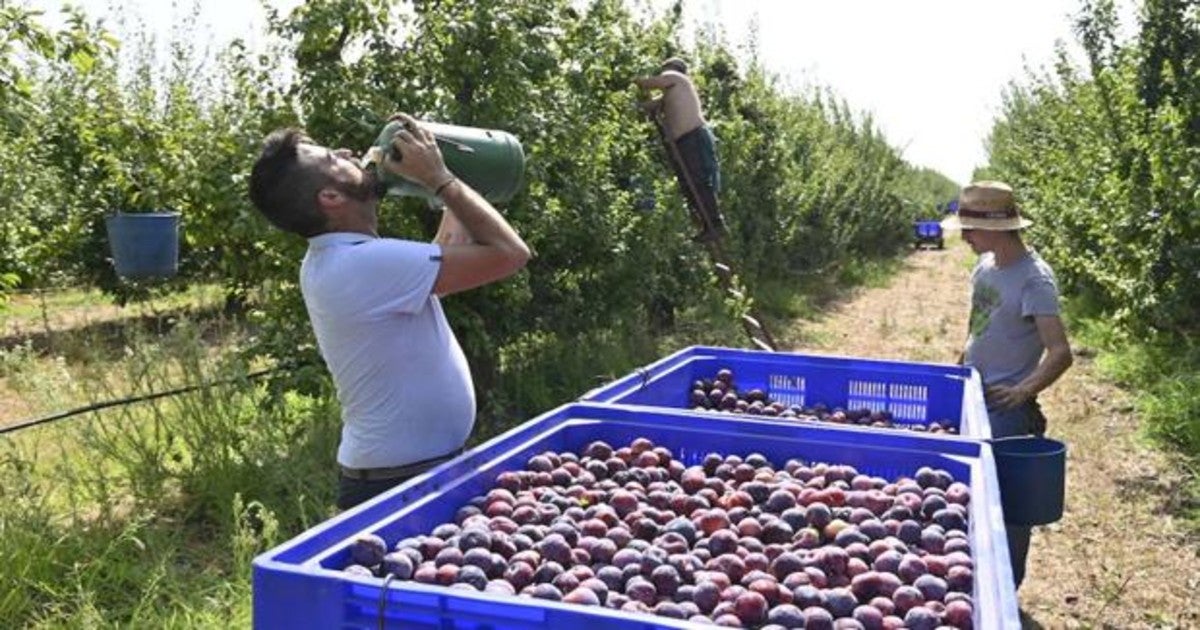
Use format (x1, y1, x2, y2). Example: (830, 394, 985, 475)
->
(990, 436, 1066, 526)
(105, 212, 180, 279)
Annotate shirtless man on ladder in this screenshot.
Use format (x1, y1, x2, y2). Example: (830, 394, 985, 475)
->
(635, 57, 727, 243)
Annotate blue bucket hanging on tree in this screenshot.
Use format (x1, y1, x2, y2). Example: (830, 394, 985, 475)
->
(104, 211, 181, 279)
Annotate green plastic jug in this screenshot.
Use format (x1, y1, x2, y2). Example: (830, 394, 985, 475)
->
(367, 121, 525, 203)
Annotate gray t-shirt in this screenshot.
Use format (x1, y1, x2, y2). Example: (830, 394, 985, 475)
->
(302, 232, 475, 469)
(963, 251, 1061, 387)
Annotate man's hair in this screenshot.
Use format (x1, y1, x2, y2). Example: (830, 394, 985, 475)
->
(661, 57, 688, 74)
(248, 128, 331, 237)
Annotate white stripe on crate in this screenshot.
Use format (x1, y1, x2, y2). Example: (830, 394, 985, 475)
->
(769, 373, 806, 407)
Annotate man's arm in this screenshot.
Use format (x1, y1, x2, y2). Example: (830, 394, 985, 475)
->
(634, 73, 677, 91)
(433, 209, 473, 246)
(987, 314, 1074, 409)
(384, 114, 530, 297)
(433, 180, 530, 297)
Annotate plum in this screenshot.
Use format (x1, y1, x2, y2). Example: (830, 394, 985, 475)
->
(770, 551, 805, 580)
(624, 577, 657, 605)
(562, 586, 601, 606)
(461, 547, 493, 571)
(733, 590, 769, 625)
(824, 587, 858, 618)
(351, 533, 388, 567)
(765, 489, 797, 513)
(435, 546, 464, 567)
(891, 585, 925, 615)
(535, 533, 572, 565)
(694, 580, 722, 613)
(869, 596, 895, 617)
(850, 571, 886, 601)
(456, 565, 488, 590)
(791, 584, 824, 609)
(944, 537, 971, 555)
(766, 603, 806, 627)
(532, 561, 563, 585)
(379, 551, 414, 580)
(410, 561, 439, 583)
(903, 605, 940, 630)
(913, 574, 948, 602)
(651, 564, 682, 597)
(946, 565, 973, 592)
(529, 583, 562, 601)
(853, 604, 885, 630)
(943, 599, 974, 628)
(503, 563, 534, 590)
(806, 502, 834, 529)
(552, 571, 580, 593)
(932, 508, 967, 532)
(802, 606, 835, 630)
(435, 564, 459, 585)
(802, 566, 828, 589)
(898, 554, 929, 583)
(654, 601, 687, 619)
(343, 564, 373, 578)
(896, 520, 922, 546)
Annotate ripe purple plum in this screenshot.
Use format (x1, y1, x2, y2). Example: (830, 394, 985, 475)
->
(562, 587, 601, 606)
(766, 603, 806, 627)
(350, 533, 387, 567)
(733, 590, 769, 625)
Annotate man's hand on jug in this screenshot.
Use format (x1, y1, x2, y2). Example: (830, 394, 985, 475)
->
(383, 113, 455, 191)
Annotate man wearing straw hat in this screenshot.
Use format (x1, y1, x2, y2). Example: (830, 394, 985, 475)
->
(943, 181, 1074, 590)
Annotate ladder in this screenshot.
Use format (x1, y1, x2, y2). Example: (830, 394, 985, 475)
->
(649, 115, 778, 353)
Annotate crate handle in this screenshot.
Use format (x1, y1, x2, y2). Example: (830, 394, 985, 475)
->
(377, 573, 397, 630)
(635, 366, 651, 389)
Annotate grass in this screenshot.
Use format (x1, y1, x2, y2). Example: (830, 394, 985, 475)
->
(1070, 314, 1200, 530)
(3, 284, 226, 332)
(1, 316, 342, 627)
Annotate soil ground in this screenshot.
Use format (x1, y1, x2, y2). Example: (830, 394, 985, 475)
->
(780, 237, 1200, 629)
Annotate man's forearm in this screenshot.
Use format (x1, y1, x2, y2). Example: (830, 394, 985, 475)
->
(1017, 346, 1074, 397)
(439, 180, 527, 255)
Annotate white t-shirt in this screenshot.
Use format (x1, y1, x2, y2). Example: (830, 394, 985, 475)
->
(301, 232, 475, 469)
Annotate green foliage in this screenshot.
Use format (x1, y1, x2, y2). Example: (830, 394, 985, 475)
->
(2, 1, 958, 422)
(894, 165, 960, 218)
(984, 0, 1199, 336)
(985, 0, 1199, 497)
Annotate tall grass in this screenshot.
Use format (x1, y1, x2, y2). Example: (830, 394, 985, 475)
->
(1072, 314, 1200, 527)
(0, 318, 342, 627)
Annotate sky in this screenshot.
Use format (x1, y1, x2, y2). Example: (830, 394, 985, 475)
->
(35, 0, 1130, 185)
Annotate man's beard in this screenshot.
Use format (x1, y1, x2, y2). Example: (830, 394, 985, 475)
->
(335, 171, 381, 202)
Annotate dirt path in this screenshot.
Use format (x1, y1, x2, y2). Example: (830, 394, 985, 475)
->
(779, 238, 1200, 628)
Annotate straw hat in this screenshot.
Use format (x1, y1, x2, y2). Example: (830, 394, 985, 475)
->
(941, 181, 1032, 231)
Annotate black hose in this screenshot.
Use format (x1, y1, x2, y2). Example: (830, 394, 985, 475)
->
(0, 366, 292, 435)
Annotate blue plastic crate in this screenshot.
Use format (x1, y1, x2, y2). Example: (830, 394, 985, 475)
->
(580, 346, 991, 439)
(253, 402, 1018, 629)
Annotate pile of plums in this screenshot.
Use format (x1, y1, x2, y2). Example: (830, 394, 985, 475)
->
(344, 438, 975, 629)
(687, 368, 959, 435)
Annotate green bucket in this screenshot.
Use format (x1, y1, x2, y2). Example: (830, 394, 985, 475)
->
(371, 121, 525, 203)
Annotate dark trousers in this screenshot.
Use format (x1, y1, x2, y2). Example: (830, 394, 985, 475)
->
(671, 125, 725, 231)
(336, 448, 464, 510)
(988, 399, 1049, 589)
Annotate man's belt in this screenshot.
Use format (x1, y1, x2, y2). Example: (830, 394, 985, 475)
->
(339, 447, 464, 482)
